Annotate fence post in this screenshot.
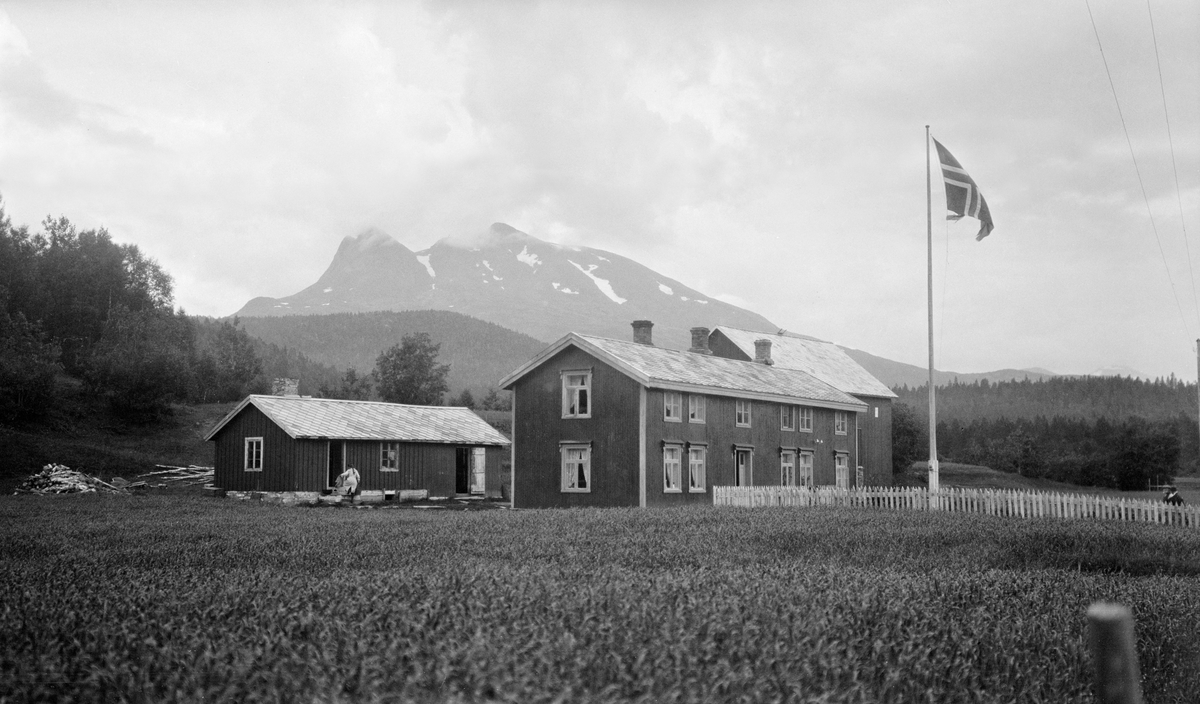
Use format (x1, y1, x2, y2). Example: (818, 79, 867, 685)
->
(1087, 602, 1143, 704)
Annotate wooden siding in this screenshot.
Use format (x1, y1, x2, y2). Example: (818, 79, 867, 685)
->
(707, 329, 893, 488)
(856, 398, 894, 486)
(511, 346, 642, 508)
(345, 441, 448, 496)
(212, 405, 326, 491)
(212, 405, 506, 496)
(642, 390, 856, 506)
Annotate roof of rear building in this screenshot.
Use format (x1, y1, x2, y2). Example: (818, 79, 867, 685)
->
(712, 326, 896, 399)
(205, 395, 511, 445)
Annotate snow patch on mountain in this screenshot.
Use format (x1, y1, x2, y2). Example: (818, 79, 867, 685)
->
(658, 283, 673, 295)
(323, 287, 333, 293)
(569, 260, 626, 304)
(517, 246, 541, 267)
(416, 254, 435, 278)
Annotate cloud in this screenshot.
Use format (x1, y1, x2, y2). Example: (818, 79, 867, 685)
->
(0, 1, 1196, 378)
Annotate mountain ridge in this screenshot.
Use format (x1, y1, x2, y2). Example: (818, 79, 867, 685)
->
(235, 223, 778, 350)
(234, 223, 1093, 390)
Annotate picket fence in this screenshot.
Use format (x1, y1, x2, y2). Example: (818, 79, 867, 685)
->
(711, 485, 1200, 527)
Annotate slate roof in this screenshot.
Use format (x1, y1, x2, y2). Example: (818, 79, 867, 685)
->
(712, 326, 897, 399)
(204, 395, 510, 445)
(501, 333, 867, 412)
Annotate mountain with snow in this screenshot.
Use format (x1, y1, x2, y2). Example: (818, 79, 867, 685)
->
(236, 223, 778, 349)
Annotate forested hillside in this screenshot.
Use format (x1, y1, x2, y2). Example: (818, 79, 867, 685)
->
(236, 311, 547, 399)
(0, 203, 340, 421)
(893, 375, 1197, 423)
(892, 375, 1199, 485)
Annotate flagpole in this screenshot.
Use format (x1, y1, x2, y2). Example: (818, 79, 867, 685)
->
(926, 126, 940, 496)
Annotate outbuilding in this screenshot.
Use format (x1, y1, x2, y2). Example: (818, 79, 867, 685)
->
(205, 395, 510, 497)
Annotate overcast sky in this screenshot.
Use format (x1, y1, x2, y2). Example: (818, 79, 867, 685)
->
(1, 1, 1197, 379)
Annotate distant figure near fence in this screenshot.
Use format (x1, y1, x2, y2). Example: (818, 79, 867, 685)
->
(1163, 486, 1184, 506)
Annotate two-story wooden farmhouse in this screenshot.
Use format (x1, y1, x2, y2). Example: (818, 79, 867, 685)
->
(499, 321, 891, 509)
(205, 395, 510, 497)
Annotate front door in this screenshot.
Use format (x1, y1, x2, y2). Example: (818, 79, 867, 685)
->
(835, 453, 849, 489)
(455, 447, 471, 494)
(735, 449, 752, 487)
(328, 441, 344, 488)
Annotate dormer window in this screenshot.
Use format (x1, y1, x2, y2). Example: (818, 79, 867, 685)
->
(562, 371, 591, 418)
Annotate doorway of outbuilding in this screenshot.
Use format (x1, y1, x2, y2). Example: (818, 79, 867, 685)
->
(328, 441, 344, 489)
(455, 447, 470, 494)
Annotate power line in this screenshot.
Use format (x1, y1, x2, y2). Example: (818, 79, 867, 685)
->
(1146, 0, 1200, 331)
(1084, 0, 1192, 341)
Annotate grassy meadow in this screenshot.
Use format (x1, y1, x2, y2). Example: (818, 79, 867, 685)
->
(2, 495, 1199, 703)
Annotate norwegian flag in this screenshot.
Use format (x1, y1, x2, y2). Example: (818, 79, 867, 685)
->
(933, 138, 994, 240)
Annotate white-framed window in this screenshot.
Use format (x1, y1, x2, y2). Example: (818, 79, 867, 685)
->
(780, 406, 795, 431)
(664, 391, 682, 422)
(835, 453, 849, 488)
(781, 450, 796, 486)
(381, 442, 399, 472)
(688, 395, 706, 424)
(798, 406, 813, 432)
(560, 443, 591, 492)
(562, 371, 591, 418)
(663, 444, 683, 492)
(688, 445, 707, 492)
(835, 411, 848, 435)
(798, 452, 814, 488)
(735, 400, 751, 428)
(244, 437, 263, 472)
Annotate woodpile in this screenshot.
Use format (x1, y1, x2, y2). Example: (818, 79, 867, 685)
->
(14, 464, 128, 495)
(137, 465, 214, 487)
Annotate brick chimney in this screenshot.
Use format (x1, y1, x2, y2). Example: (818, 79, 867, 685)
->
(753, 339, 773, 365)
(689, 327, 712, 354)
(272, 378, 300, 396)
(632, 320, 654, 345)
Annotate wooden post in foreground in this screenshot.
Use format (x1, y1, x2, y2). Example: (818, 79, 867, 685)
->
(1087, 602, 1143, 704)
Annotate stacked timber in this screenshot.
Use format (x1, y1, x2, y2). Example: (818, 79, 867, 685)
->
(13, 464, 127, 495)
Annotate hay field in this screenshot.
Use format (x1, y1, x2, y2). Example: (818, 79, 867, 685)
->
(2, 496, 1198, 703)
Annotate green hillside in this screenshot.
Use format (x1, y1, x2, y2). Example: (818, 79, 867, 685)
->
(236, 310, 547, 398)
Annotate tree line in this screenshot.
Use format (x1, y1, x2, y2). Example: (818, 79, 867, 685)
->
(892, 374, 1198, 423)
(315, 332, 511, 411)
(891, 376, 1197, 487)
(0, 203, 342, 420)
(0, 201, 509, 421)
